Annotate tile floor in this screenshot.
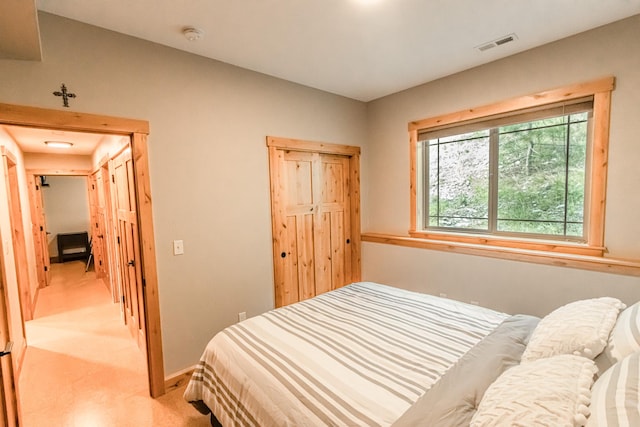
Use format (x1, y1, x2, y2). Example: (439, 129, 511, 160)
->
(19, 261, 210, 427)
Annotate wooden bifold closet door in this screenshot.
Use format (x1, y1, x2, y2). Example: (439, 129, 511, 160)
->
(268, 137, 361, 308)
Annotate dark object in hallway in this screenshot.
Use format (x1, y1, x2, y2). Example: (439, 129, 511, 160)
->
(57, 232, 90, 263)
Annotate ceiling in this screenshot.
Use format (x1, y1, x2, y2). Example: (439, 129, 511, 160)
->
(2, 124, 119, 156)
(33, 0, 640, 102)
(3, 1, 640, 155)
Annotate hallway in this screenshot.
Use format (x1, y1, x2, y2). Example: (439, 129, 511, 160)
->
(19, 261, 209, 426)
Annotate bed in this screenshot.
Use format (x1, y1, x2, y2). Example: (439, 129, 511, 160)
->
(185, 281, 640, 426)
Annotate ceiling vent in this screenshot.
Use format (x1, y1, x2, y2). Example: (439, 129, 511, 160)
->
(476, 33, 518, 52)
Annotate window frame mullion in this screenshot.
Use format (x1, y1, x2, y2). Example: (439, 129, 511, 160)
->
(422, 140, 431, 228)
(488, 128, 499, 233)
(563, 117, 572, 237)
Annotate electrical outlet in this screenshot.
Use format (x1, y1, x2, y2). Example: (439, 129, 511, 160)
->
(173, 240, 184, 255)
(238, 312, 247, 322)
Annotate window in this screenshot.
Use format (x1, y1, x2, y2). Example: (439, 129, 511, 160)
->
(409, 78, 614, 257)
(422, 100, 591, 239)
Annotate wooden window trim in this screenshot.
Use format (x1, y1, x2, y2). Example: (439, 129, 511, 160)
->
(409, 77, 615, 258)
(361, 232, 640, 277)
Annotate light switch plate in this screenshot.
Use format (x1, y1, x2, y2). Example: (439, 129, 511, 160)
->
(173, 240, 184, 255)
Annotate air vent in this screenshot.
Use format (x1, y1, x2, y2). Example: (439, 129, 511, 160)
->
(495, 35, 515, 46)
(477, 43, 496, 52)
(476, 33, 518, 52)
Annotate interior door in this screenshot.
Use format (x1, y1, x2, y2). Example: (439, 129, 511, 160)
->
(113, 148, 145, 350)
(96, 165, 112, 290)
(88, 171, 111, 286)
(268, 138, 360, 308)
(27, 175, 50, 288)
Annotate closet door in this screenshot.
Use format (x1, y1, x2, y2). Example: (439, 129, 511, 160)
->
(268, 137, 361, 308)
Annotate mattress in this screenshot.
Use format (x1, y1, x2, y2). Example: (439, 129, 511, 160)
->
(184, 282, 536, 426)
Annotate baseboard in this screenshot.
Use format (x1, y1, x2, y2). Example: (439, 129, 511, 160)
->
(164, 366, 196, 393)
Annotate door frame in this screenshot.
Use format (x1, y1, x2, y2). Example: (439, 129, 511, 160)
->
(1, 148, 32, 328)
(0, 103, 165, 398)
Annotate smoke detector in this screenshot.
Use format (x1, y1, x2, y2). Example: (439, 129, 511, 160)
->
(182, 27, 204, 41)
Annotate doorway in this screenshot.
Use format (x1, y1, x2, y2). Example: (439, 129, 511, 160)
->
(0, 103, 165, 414)
(40, 175, 91, 265)
(20, 259, 149, 425)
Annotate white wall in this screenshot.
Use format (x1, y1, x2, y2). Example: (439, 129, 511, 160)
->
(0, 12, 367, 375)
(41, 176, 90, 257)
(362, 14, 640, 316)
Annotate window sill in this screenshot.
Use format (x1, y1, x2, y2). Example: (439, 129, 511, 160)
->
(408, 230, 605, 257)
(361, 232, 640, 277)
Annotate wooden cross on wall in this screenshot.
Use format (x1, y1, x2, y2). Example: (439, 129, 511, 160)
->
(53, 84, 76, 107)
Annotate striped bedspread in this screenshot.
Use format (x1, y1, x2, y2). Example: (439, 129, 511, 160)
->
(184, 282, 508, 426)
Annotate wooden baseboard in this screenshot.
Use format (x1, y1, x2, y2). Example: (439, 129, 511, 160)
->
(164, 366, 196, 393)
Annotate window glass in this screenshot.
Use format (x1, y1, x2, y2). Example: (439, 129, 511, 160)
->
(422, 109, 590, 241)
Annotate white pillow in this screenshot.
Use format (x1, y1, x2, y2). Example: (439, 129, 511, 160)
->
(587, 351, 640, 426)
(595, 302, 640, 374)
(471, 354, 597, 427)
(521, 297, 624, 363)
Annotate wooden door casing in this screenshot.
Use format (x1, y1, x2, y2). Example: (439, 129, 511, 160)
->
(2, 153, 32, 325)
(268, 137, 361, 308)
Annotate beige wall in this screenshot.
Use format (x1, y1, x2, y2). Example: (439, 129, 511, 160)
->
(0, 12, 367, 374)
(362, 15, 640, 316)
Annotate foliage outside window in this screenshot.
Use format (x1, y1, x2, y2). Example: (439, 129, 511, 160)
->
(423, 101, 590, 240)
(409, 78, 614, 257)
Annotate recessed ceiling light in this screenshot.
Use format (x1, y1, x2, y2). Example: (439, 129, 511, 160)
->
(182, 27, 204, 41)
(45, 141, 73, 149)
